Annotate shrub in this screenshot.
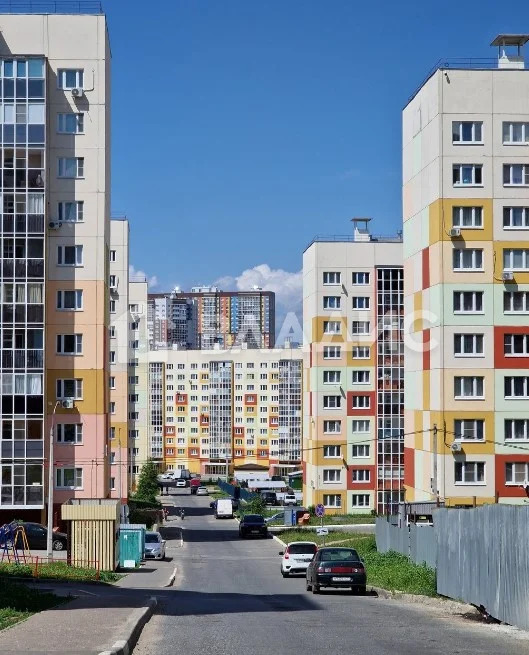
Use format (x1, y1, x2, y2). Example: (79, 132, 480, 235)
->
(133, 460, 160, 505)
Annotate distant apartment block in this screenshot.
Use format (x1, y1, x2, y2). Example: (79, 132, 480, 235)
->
(147, 287, 275, 350)
(0, 7, 111, 523)
(403, 35, 529, 506)
(303, 220, 403, 514)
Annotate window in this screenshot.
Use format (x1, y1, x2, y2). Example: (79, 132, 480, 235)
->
(503, 249, 529, 271)
(503, 207, 529, 229)
(351, 321, 370, 335)
(323, 494, 341, 508)
(110, 300, 116, 313)
(352, 395, 370, 409)
(57, 69, 84, 89)
(323, 346, 341, 359)
(323, 296, 341, 309)
(56, 423, 82, 444)
(58, 157, 84, 178)
(56, 378, 82, 400)
(109, 427, 115, 440)
(506, 419, 529, 443)
(352, 370, 370, 384)
(57, 290, 83, 310)
(455, 461, 485, 485)
(503, 121, 529, 144)
(452, 121, 483, 143)
(454, 376, 484, 399)
(323, 469, 341, 483)
(504, 376, 529, 399)
(56, 334, 82, 355)
(352, 444, 370, 457)
(323, 321, 341, 335)
(323, 445, 342, 457)
(323, 395, 341, 409)
(109, 250, 116, 262)
(452, 206, 483, 228)
(454, 334, 484, 357)
(453, 164, 482, 186)
(57, 245, 83, 266)
(57, 113, 84, 134)
(352, 420, 370, 432)
(503, 164, 529, 186)
(323, 370, 341, 384)
(453, 291, 483, 314)
(109, 376, 115, 389)
(129, 376, 139, 385)
(352, 272, 370, 285)
(352, 470, 370, 482)
(323, 420, 341, 434)
(58, 201, 83, 222)
(56, 467, 83, 489)
(110, 402, 115, 414)
(504, 291, 529, 314)
(454, 419, 484, 441)
(453, 249, 483, 271)
(352, 346, 370, 359)
(351, 494, 370, 508)
(323, 272, 341, 285)
(352, 297, 370, 309)
(505, 462, 529, 485)
(504, 334, 529, 356)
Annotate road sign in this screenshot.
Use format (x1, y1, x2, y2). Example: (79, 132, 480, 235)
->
(316, 527, 329, 536)
(315, 504, 325, 517)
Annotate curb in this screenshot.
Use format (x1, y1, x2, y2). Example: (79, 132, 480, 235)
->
(98, 596, 157, 655)
(164, 566, 177, 588)
(272, 534, 287, 548)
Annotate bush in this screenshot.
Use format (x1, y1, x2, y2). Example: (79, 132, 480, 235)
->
(240, 496, 266, 516)
(128, 508, 159, 529)
(133, 460, 160, 505)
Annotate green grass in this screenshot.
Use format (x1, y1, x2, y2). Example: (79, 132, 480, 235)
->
(307, 514, 376, 526)
(277, 531, 437, 596)
(0, 581, 63, 631)
(0, 561, 121, 583)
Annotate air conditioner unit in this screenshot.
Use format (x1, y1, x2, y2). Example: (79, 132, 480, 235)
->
(71, 87, 84, 98)
(48, 221, 61, 230)
(61, 399, 74, 409)
(450, 442, 462, 453)
(449, 227, 461, 237)
(502, 271, 514, 281)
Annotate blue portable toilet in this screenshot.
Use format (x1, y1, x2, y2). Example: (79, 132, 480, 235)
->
(118, 524, 146, 568)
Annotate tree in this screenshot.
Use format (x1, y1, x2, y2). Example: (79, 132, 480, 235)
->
(134, 460, 159, 505)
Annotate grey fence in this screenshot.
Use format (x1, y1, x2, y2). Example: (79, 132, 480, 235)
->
(376, 518, 436, 569)
(436, 505, 529, 630)
(216, 479, 257, 502)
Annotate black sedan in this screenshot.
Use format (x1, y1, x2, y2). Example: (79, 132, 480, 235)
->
(15, 522, 68, 551)
(239, 514, 268, 538)
(306, 547, 366, 594)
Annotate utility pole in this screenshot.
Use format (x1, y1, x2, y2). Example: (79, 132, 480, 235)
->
(433, 424, 439, 505)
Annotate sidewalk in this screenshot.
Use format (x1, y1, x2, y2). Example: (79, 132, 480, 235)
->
(0, 522, 181, 655)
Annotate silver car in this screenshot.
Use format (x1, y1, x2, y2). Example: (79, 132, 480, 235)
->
(196, 486, 209, 496)
(144, 531, 166, 560)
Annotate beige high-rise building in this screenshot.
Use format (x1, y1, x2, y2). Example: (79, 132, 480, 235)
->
(0, 6, 111, 525)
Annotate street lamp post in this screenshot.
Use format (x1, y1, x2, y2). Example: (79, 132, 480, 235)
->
(47, 400, 61, 558)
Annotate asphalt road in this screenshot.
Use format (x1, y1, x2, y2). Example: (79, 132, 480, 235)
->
(134, 492, 529, 655)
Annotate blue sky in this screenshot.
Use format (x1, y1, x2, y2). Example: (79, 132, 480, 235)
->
(107, 0, 523, 320)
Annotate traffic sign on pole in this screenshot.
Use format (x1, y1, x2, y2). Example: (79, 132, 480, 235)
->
(315, 504, 325, 517)
(316, 527, 329, 536)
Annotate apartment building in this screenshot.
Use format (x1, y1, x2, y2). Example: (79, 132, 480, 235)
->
(403, 35, 529, 506)
(109, 219, 129, 501)
(0, 7, 111, 524)
(139, 345, 302, 477)
(303, 220, 403, 514)
(147, 287, 275, 350)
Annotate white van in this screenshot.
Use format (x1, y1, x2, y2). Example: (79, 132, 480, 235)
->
(215, 498, 234, 519)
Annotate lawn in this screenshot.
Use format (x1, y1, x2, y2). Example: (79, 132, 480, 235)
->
(0, 581, 62, 631)
(307, 514, 376, 526)
(0, 561, 121, 583)
(277, 531, 437, 596)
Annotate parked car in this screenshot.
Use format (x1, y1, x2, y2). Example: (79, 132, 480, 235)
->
(215, 498, 234, 519)
(176, 479, 187, 488)
(306, 547, 366, 594)
(282, 493, 297, 506)
(280, 541, 318, 577)
(16, 522, 68, 551)
(196, 486, 209, 496)
(264, 511, 285, 524)
(261, 491, 278, 506)
(144, 531, 166, 560)
(239, 514, 268, 538)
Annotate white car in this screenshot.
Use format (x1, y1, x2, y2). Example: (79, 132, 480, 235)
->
(176, 479, 187, 488)
(282, 493, 297, 506)
(144, 531, 166, 560)
(280, 541, 318, 577)
(196, 486, 209, 496)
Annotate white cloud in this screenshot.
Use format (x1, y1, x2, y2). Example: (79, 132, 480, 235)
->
(129, 265, 159, 290)
(215, 264, 303, 344)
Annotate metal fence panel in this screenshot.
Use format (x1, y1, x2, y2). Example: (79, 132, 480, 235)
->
(436, 505, 529, 630)
(409, 523, 436, 568)
(376, 518, 409, 558)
